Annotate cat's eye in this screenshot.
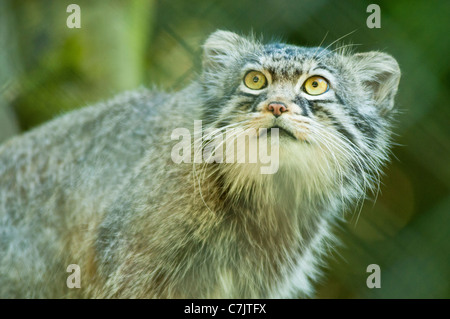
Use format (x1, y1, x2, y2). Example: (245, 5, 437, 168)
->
(303, 76, 329, 95)
(244, 71, 267, 90)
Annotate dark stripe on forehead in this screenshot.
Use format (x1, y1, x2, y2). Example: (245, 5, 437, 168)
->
(267, 66, 303, 83)
(279, 67, 290, 79)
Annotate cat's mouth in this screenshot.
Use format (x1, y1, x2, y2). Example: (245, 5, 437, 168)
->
(269, 125, 297, 140)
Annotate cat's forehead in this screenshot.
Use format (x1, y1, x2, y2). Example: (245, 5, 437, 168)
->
(263, 43, 319, 58)
(252, 43, 334, 78)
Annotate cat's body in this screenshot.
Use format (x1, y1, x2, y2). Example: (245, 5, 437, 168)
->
(0, 31, 400, 298)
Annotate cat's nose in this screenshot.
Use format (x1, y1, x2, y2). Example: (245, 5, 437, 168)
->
(268, 102, 287, 117)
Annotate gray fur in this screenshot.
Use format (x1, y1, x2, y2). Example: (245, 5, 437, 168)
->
(0, 31, 400, 298)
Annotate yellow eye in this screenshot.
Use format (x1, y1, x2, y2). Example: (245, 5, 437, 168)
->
(303, 76, 329, 95)
(244, 71, 267, 90)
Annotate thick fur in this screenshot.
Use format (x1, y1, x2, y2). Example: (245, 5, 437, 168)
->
(0, 31, 400, 298)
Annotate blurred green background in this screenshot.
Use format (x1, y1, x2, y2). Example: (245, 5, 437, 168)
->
(0, 0, 449, 298)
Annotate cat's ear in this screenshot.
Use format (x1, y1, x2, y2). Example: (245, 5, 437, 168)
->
(351, 51, 400, 114)
(202, 30, 256, 70)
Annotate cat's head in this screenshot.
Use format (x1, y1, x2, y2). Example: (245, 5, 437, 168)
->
(198, 30, 400, 202)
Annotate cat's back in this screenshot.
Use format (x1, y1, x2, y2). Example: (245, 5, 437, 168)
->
(0, 86, 190, 223)
(0, 86, 196, 297)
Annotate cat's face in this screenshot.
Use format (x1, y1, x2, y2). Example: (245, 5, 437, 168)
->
(213, 43, 354, 145)
(200, 31, 400, 197)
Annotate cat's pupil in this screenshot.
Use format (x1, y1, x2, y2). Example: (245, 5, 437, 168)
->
(312, 81, 318, 87)
(253, 76, 259, 83)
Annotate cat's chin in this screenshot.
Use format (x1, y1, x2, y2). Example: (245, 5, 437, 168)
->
(270, 125, 297, 140)
(262, 116, 311, 144)
(266, 126, 310, 145)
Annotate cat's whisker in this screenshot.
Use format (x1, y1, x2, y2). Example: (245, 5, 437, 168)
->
(311, 124, 373, 213)
(312, 31, 329, 59)
(198, 127, 245, 183)
(192, 120, 254, 210)
(315, 29, 357, 60)
(310, 130, 347, 205)
(320, 132, 377, 224)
